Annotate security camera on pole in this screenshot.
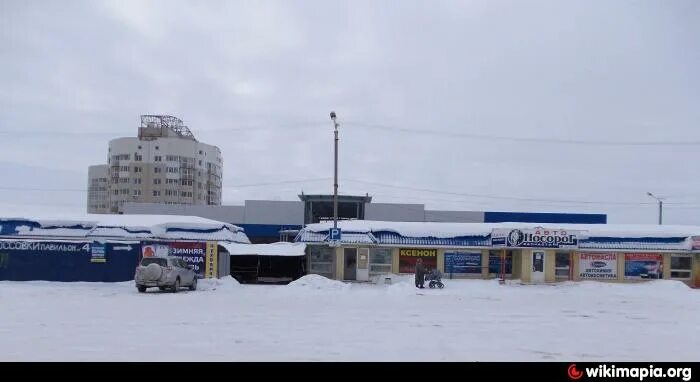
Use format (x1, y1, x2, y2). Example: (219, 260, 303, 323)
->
(329, 111, 341, 246)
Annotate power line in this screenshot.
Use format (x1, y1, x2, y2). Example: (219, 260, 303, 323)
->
(341, 178, 690, 206)
(224, 178, 331, 188)
(345, 121, 700, 147)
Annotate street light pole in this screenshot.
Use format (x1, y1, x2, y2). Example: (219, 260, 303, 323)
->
(330, 111, 339, 230)
(647, 192, 664, 225)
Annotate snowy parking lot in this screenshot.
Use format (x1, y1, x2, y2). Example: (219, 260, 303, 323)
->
(0, 275, 698, 361)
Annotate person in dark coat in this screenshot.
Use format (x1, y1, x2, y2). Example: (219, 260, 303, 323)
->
(415, 258, 426, 288)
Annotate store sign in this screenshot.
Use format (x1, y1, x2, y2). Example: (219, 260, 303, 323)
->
(444, 252, 481, 274)
(624, 253, 663, 280)
(492, 228, 579, 248)
(399, 248, 437, 273)
(204, 241, 218, 279)
(579, 253, 618, 280)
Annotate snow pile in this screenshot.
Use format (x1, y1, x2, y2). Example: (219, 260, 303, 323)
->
(286, 274, 350, 291)
(197, 276, 241, 292)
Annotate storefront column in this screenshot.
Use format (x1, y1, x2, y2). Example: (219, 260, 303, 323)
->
(693, 254, 700, 288)
(663, 254, 672, 279)
(545, 250, 556, 283)
(481, 250, 489, 278)
(335, 246, 344, 280)
(520, 250, 532, 283)
(617, 253, 625, 281)
(512, 251, 522, 279)
(572, 252, 580, 281)
(437, 249, 445, 273)
(392, 248, 400, 274)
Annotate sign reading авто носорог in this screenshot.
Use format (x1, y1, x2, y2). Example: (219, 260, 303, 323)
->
(491, 228, 581, 249)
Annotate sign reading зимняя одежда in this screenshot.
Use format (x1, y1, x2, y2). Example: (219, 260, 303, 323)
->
(491, 228, 581, 248)
(579, 252, 618, 280)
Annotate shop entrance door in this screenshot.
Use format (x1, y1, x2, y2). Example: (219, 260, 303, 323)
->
(344, 248, 357, 280)
(532, 251, 545, 283)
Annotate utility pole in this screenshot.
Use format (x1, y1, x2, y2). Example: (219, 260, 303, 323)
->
(330, 111, 339, 230)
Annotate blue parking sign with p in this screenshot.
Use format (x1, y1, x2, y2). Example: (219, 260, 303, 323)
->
(330, 228, 342, 241)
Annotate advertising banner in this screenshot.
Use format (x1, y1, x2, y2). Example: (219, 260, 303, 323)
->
(90, 242, 106, 263)
(444, 252, 482, 274)
(579, 253, 618, 280)
(169, 242, 206, 277)
(624, 253, 663, 280)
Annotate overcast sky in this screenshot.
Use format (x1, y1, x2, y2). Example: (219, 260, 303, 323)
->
(1, 0, 699, 224)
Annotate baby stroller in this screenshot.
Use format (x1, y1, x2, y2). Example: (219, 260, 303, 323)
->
(424, 268, 445, 289)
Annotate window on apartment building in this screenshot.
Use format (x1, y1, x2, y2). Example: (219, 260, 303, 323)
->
(121, 189, 129, 195)
(133, 189, 141, 196)
(134, 178, 142, 184)
(154, 178, 161, 185)
(670, 255, 692, 279)
(153, 190, 160, 197)
(199, 150, 203, 155)
(137, 145, 142, 150)
(135, 154, 143, 161)
(155, 156, 162, 162)
(155, 146, 159, 150)
(182, 180, 193, 186)
(113, 190, 119, 195)
(154, 168, 161, 173)
(133, 167, 142, 173)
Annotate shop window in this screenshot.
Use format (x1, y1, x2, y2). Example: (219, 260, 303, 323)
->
(309, 246, 334, 278)
(670, 255, 692, 279)
(555, 251, 571, 280)
(369, 248, 392, 275)
(488, 250, 512, 275)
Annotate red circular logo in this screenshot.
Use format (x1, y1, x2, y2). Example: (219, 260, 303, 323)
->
(568, 364, 583, 380)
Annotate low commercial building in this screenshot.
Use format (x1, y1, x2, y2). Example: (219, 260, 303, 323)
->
(123, 194, 607, 243)
(295, 220, 700, 287)
(0, 214, 250, 282)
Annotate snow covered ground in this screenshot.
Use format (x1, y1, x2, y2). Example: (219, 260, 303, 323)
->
(0, 276, 697, 361)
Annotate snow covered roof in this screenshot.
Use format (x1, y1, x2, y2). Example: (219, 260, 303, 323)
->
(296, 220, 699, 250)
(0, 214, 251, 243)
(220, 242, 307, 257)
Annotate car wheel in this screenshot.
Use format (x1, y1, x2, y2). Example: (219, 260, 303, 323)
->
(189, 277, 197, 291)
(137, 285, 147, 293)
(172, 278, 180, 293)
